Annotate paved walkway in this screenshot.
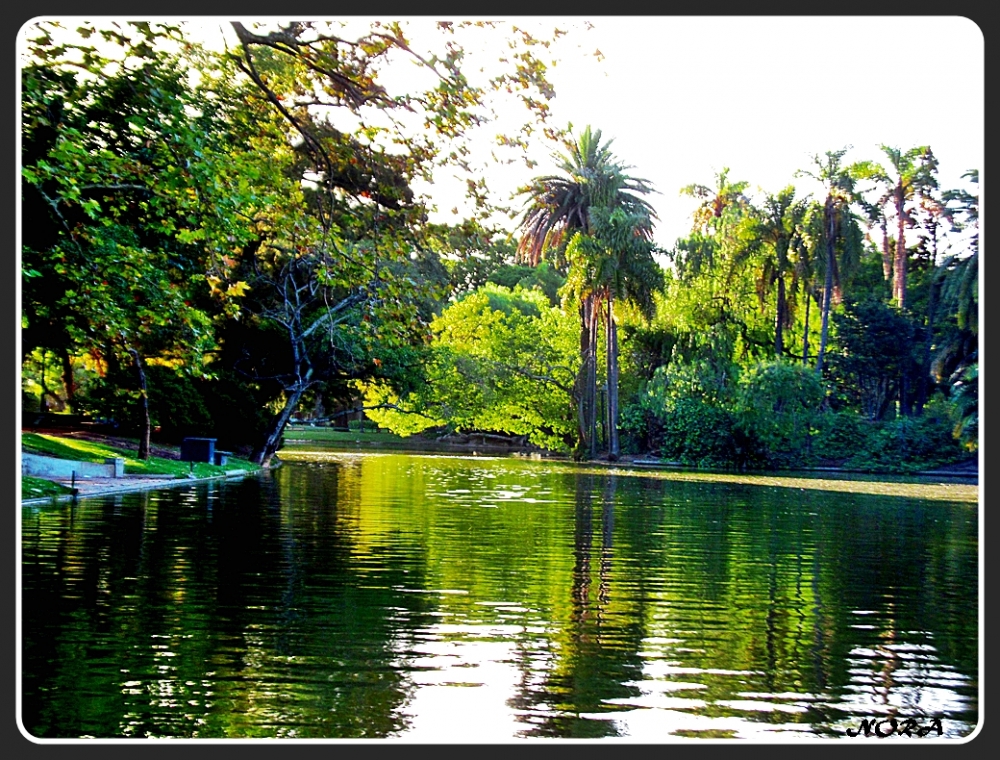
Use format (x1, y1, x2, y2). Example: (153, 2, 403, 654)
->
(22, 472, 253, 505)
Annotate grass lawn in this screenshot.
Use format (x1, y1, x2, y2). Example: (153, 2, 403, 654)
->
(21, 432, 261, 478)
(282, 426, 409, 446)
(21, 475, 75, 500)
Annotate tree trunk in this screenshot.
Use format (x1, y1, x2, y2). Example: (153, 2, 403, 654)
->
(571, 294, 599, 460)
(61, 348, 75, 412)
(880, 216, 893, 282)
(605, 292, 620, 461)
(38, 350, 48, 413)
(573, 300, 590, 458)
(801, 287, 811, 365)
(894, 185, 907, 309)
(775, 274, 786, 357)
(585, 294, 599, 460)
(252, 384, 309, 467)
(914, 277, 940, 414)
(815, 196, 836, 376)
(125, 346, 151, 460)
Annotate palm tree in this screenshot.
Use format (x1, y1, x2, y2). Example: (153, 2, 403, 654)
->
(933, 169, 978, 442)
(796, 149, 865, 376)
(855, 145, 939, 310)
(515, 126, 657, 459)
(681, 167, 751, 235)
(565, 206, 663, 459)
(675, 168, 751, 278)
(752, 186, 809, 358)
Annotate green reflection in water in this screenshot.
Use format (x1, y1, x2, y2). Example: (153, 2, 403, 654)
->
(21, 453, 978, 740)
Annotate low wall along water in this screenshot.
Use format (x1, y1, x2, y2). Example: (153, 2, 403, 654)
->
(22, 452, 124, 479)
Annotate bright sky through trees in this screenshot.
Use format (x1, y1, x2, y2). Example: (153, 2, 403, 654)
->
(526, 15, 984, 250)
(23, 15, 984, 252)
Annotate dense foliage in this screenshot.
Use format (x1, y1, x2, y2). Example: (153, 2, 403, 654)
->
(21, 21, 978, 472)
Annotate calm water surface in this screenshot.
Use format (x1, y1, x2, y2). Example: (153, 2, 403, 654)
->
(21, 453, 979, 740)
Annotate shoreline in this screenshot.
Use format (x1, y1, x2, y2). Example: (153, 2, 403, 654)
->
(21, 469, 255, 506)
(21, 444, 978, 507)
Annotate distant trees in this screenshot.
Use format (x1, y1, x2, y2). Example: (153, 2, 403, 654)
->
(796, 149, 867, 376)
(856, 145, 940, 309)
(622, 145, 977, 468)
(749, 186, 809, 358)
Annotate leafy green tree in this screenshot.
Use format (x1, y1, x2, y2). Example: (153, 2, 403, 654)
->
(932, 169, 979, 448)
(193, 21, 568, 464)
(20, 21, 262, 457)
(938, 170, 979, 339)
(228, 21, 566, 228)
(668, 171, 774, 368)
(487, 261, 566, 307)
(735, 360, 824, 466)
(361, 284, 579, 450)
(827, 299, 922, 421)
(424, 220, 518, 300)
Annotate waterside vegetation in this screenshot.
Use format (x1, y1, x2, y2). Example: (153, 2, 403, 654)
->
(21, 21, 979, 476)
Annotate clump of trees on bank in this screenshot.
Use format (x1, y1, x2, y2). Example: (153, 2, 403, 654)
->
(21, 21, 978, 473)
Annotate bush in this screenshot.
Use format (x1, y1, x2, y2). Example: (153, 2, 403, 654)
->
(813, 406, 967, 473)
(812, 411, 872, 462)
(734, 361, 824, 468)
(658, 397, 728, 465)
(845, 414, 967, 473)
(620, 356, 965, 473)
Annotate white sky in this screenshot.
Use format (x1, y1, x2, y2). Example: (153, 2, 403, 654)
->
(482, 15, 984, 250)
(24, 16, 984, 251)
(551, 16, 984, 249)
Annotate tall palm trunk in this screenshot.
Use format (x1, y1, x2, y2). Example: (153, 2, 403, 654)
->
(605, 291, 620, 461)
(893, 184, 907, 308)
(815, 196, 837, 377)
(801, 286, 811, 365)
(574, 294, 599, 460)
(880, 216, 893, 283)
(586, 295, 599, 460)
(913, 276, 940, 414)
(775, 275, 787, 357)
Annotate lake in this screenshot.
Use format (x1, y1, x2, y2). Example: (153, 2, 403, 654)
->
(20, 452, 980, 741)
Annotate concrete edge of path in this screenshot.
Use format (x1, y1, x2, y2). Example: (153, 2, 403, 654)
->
(20, 470, 256, 507)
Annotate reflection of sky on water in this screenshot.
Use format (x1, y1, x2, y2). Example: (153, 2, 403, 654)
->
(385, 612, 978, 741)
(391, 622, 536, 742)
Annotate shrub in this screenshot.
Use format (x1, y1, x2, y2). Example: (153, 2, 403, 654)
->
(812, 411, 872, 462)
(734, 361, 824, 467)
(846, 414, 967, 472)
(658, 398, 738, 468)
